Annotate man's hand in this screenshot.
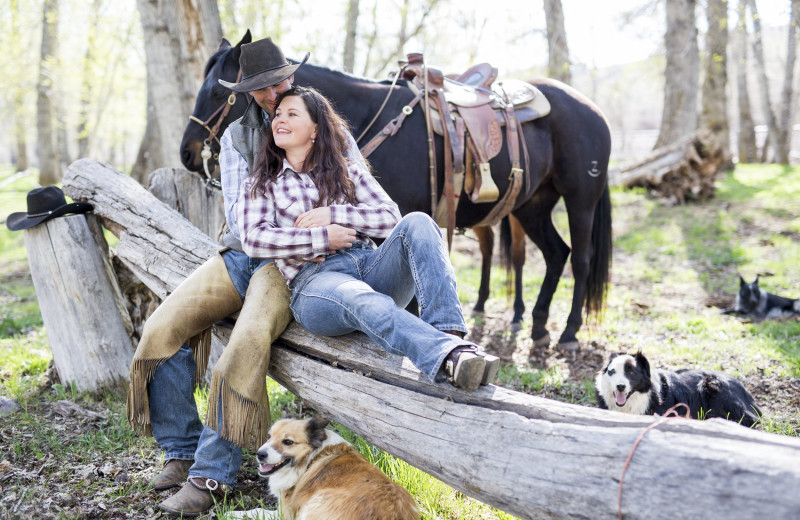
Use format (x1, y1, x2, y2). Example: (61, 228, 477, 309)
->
(295, 207, 331, 229)
(326, 224, 356, 251)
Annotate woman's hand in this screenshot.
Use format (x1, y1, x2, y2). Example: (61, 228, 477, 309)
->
(326, 224, 356, 251)
(295, 207, 331, 229)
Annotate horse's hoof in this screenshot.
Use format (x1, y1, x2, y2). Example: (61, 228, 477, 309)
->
(556, 341, 580, 354)
(509, 322, 523, 333)
(471, 309, 486, 317)
(532, 332, 550, 348)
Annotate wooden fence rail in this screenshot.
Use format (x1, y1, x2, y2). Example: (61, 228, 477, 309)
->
(62, 158, 800, 520)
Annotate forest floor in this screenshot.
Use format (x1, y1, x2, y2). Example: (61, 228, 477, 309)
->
(1, 164, 799, 519)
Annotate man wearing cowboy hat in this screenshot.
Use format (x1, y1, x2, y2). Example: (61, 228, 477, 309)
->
(127, 37, 366, 517)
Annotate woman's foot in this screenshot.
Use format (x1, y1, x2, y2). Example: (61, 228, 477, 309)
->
(442, 332, 500, 388)
(443, 346, 499, 390)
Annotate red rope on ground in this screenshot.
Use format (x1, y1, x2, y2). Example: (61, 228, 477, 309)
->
(617, 403, 691, 520)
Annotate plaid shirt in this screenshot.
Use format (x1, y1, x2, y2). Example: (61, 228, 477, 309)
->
(220, 110, 368, 241)
(238, 159, 401, 283)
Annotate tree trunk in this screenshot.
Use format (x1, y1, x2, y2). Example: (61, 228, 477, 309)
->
(36, 0, 60, 185)
(747, 0, 785, 162)
(343, 0, 360, 73)
(62, 158, 800, 520)
(77, 0, 102, 159)
(700, 0, 731, 167)
(131, 0, 222, 183)
(543, 0, 572, 84)
(778, 0, 800, 164)
(654, 0, 699, 149)
(736, 0, 757, 163)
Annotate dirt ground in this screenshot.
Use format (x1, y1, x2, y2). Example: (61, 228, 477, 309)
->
(452, 231, 800, 427)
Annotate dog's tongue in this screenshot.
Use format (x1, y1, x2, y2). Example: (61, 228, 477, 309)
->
(259, 463, 276, 474)
(614, 391, 627, 406)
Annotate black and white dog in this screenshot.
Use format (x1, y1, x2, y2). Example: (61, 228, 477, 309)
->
(595, 352, 762, 427)
(723, 275, 800, 319)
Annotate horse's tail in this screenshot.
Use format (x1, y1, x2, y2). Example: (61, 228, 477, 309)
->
(499, 216, 513, 295)
(585, 184, 612, 317)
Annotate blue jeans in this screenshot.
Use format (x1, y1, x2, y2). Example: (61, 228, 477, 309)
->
(289, 212, 472, 381)
(147, 249, 272, 486)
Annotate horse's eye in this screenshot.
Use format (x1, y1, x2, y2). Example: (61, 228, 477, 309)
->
(282, 439, 294, 446)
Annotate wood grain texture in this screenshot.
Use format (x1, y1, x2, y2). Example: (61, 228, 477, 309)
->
(23, 214, 132, 392)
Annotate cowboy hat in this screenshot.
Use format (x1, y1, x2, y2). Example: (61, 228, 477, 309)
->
(218, 37, 310, 93)
(6, 186, 93, 231)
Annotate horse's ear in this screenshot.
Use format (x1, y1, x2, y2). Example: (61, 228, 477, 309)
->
(237, 29, 252, 48)
(218, 38, 231, 51)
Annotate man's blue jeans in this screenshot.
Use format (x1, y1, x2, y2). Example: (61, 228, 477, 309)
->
(289, 212, 473, 381)
(147, 249, 272, 486)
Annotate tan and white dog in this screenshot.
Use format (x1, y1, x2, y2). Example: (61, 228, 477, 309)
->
(255, 415, 419, 520)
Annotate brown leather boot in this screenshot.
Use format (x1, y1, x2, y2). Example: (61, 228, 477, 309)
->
(149, 459, 193, 491)
(443, 346, 486, 391)
(158, 476, 225, 517)
(442, 332, 500, 387)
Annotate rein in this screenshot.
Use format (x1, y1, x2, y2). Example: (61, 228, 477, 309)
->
(355, 66, 407, 145)
(188, 68, 243, 187)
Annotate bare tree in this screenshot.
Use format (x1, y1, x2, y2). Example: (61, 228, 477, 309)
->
(654, 0, 699, 149)
(746, 0, 785, 162)
(343, 0, 360, 72)
(543, 0, 571, 84)
(735, 0, 757, 162)
(77, 0, 103, 159)
(9, 0, 30, 172)
(777, 0, 800, 164)
(699, 0, 731, 165)
(37, 0, 60, 185)
(131, 0, 222, 183)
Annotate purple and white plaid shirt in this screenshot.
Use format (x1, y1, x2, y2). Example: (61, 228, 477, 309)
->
(238, 159, 401, 283)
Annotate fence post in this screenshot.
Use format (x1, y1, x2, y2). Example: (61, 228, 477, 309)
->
(23, 213, 133, 393)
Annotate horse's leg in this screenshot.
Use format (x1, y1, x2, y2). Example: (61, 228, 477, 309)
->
(472, 225, 494, 315)
(512, 184, 570, 348)
(509, 214, 526, 332)
(556, 200, 596, 350)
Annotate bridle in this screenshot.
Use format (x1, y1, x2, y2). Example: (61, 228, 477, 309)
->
(188, 68, 243, 187)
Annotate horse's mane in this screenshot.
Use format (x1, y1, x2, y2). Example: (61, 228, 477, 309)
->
(204, 45, 234, 78)
(289, 58, 408, 88)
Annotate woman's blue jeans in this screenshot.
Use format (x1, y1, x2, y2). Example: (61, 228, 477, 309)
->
(147, 250, 272, 486)
(290, 212, 473, 381)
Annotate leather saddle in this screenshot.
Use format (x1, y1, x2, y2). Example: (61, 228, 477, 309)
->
(402, 53, 550, 209)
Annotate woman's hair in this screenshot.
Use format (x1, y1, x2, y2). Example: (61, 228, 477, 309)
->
(250, 86, 357, 207)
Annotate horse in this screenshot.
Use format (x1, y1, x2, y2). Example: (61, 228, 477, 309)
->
(180, 32, 612, 350)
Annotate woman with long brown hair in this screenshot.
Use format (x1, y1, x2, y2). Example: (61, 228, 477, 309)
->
(239, 86, 498, 391)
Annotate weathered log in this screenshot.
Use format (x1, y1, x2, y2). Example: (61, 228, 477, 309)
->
(22, 213, 133, 392)
(62, 158, 800, 520)
(611, 130, 728, 203)
(146, 167, 227, 242)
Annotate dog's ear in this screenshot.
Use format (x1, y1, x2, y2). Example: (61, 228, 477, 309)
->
(634, 351, 651, 378)
(603, 352, 619, 373)
(739, 275, 746, 287)
(307, 415, 330, 448)
(753, 274, 760, 286)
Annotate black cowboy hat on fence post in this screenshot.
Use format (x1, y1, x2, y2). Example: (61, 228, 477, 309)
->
(6, 186, 93, 231)
(218, 37, 309, 93)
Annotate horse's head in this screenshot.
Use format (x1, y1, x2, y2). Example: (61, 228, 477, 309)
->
(180, 30, 252, 178)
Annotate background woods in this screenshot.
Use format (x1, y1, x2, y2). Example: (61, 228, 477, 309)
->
(3, 0, 800, 181)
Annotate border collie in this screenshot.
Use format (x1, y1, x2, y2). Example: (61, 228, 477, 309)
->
(595, 352, 761, 427)
(723, 275, 800, 319)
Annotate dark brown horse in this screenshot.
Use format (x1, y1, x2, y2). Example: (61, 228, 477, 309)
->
(180, 32, 612, 350)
